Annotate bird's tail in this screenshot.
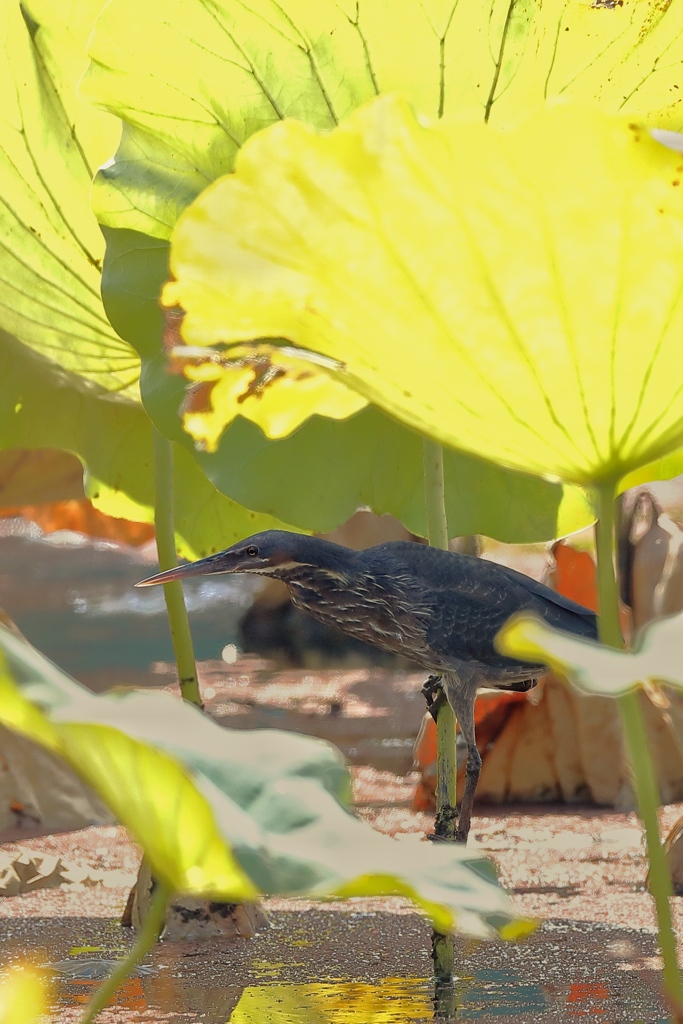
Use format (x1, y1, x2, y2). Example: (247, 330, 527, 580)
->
(494, 677, 538, 693)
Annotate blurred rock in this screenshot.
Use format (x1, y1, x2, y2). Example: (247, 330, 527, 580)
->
(619, 489, 683, 629)
(0, 723, 112, 842)
(126, 858, 269, 940)
(0, 846, 133, 894)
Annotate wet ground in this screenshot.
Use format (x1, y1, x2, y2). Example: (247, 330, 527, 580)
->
(2, 801, 682, 1023)
(0, 907, 671, 1023)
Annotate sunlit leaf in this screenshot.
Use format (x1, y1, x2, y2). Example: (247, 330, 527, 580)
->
(164, 98, 683, 487)
(0, 652, 256, 899)
(0, 622, 533, 940)
(497, 610, 683, 698)
(101, 228, 593, 543)
(84, 0, 683, 494)
(0, 0, 136, 394)
(85, 0, 683, 241)
(0, 2, 289, 553)
(19, 0, 117, 171)
(85, 0, 611, 539)
(0, 964, 50, 1024)
(163, 314, 365, 448)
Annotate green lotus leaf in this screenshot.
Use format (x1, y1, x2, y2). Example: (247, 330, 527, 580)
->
(197, 406, 592, 542)
(0, 622, 533, 940)
(0, 0, 136, 394)
(0, 1, 289, 550)
(497, 610, 683, 699)
(1, 336, 290, 557)
(164, 98, 683, 487)
(0, 644, 256, 899)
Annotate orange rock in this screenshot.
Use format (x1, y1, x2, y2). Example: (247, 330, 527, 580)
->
(411, 690, 527, 811)
(0, 499, 154, 547)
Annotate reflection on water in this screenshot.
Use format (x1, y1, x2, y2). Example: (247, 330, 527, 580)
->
(0, 524, 255, 675)
(230, 978, 432, 1022)
(455, 969, 545, 1018)
(227, 974, 556, 1022)
(52, 970, 666, 1023)
(57, 975, 245, 1020)
(50, 958, 155, 979)
(63, 977, 148, 1011)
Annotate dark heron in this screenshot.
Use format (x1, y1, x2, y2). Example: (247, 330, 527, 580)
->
(137, 530, 598, 842)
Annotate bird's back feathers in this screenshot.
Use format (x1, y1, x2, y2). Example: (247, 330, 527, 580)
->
(357, 541, 598, 678)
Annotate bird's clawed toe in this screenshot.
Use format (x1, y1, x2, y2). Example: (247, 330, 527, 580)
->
(421, 674, 446, 720)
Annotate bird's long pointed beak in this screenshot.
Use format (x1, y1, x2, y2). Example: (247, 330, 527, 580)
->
(135, 551, 232, 587)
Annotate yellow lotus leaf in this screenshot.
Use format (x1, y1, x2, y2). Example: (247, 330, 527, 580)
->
(497, 610, 683, 699)
(0, 624, 529, 941)
(164, 97, 683, 486)
(166, 324, 365, 448)
(0, 965, 50, 1024)
(0, 661, 256, 901)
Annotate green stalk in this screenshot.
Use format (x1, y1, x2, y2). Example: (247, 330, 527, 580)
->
(594, 480, 683, 1014)
(80, 882, 171, 1024)
(153, 430, 202, 707)
(422, 438, 458, 842)
(423, 439, 450, 552)
(423, 438, 457, 1002)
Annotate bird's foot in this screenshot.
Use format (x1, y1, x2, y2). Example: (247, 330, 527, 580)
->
(421, 674, 445, 720)
(427, 803, 459, 843)
(427, 826, 470, 844)
(427, 832, 468, 844)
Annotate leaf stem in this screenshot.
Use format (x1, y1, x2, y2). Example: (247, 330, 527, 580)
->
(593, 480, 622, 649)
(423, 439, 457, 841)
(80, 882, 171, 1024)
(423, 438, 450, 552)
(423, 438, 457, 992)
(594, 479, 683, 1014)
(153, 429, 202, 707)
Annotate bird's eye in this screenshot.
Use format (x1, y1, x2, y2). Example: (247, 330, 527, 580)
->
(246, 545, 259, 557)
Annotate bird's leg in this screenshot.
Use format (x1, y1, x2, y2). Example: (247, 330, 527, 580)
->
(441, 671, 481, 844)
(456, 741, 482, 844)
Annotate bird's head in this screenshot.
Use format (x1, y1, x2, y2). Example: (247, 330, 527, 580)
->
(135, 530, 349, 587)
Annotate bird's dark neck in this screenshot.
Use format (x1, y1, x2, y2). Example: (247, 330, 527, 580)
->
(274, 541, 432, 661)
(266, 536, 360, 583)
